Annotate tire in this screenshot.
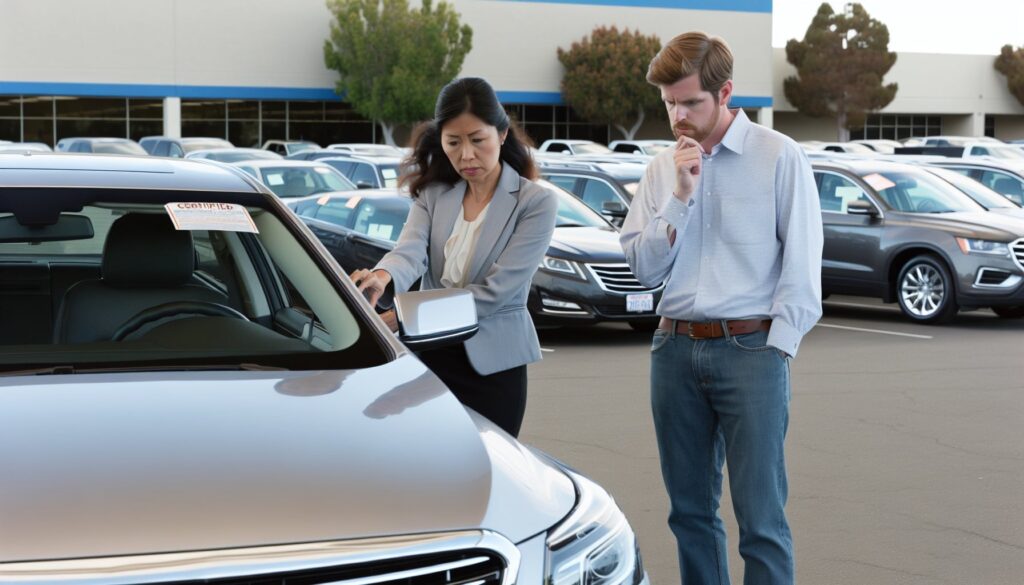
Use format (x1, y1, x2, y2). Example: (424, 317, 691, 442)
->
(896, 255, 958, 324)
(992, 305, 1024, 319)
(629, 320, 658, 332)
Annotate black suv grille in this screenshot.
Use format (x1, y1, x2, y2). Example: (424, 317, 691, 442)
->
(164, 551, 505, 585)
(586, 263, 659, 294)
(1013, 238, 1024, 272)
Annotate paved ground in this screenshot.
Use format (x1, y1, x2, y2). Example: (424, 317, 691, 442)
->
(520, 296, 1024, 585)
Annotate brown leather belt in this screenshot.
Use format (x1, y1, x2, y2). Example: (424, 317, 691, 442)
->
(658, 317, 771, 339)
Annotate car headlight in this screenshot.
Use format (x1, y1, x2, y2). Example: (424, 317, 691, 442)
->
(540, 256, 587, 280)
(956, 237, 1011, 256)
(546, 471, 645, 585)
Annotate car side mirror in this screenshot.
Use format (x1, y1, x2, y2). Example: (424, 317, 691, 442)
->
(394, 288, 478, 351)
(601, 201, 627, 217)
(356, 182, 374, 190)
(846, 200, 879, 217)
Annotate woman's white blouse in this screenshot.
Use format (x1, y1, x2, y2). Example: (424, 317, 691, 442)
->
(441, 202, 491, 288)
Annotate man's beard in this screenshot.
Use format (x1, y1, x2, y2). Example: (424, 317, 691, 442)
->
(672, 102, 720, 143)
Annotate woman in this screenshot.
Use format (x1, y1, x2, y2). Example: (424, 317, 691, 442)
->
(349, 77, 557, 438)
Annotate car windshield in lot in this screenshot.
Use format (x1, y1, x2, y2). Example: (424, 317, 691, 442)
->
(574, 143, 614, 155)
(0, 196, 383, 374)
(860, 169, 984, 213)
(543, 181, 613, 228)
(92, 141, 147, 155)
(181, 139, 233, 153)
(258, 166, 356, 198)
(926, 166, 1020, 210)
(189, 149, 283, 162)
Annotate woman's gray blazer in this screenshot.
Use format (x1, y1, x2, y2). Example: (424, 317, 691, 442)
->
(374, 162, 557, 375)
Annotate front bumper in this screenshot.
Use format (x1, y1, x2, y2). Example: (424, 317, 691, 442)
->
(529, 268, 662, 327)
(954, 254, 1024, 308)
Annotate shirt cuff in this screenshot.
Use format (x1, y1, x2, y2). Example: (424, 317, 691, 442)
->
(656, 195, 694, 233)
(767, 319, 804, 358)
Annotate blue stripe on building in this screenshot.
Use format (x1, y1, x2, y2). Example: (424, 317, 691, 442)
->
(492, 0, 771, 13)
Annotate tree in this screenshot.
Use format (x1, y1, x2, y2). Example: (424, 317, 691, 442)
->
(784, 3, 897, 142)
(557, 26, 662, 140)
(324, 0, 472, 146)
(995, 45, 1024, 107)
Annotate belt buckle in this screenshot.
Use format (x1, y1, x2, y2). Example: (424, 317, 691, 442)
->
(687, 321, 702, 340)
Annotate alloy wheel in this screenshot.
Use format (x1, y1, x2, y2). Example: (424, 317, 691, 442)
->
(900, 263, 946, 318)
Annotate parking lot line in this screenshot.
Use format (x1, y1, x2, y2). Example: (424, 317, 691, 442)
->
(540, 347, 555, 353)
(815, 322, 933, 339)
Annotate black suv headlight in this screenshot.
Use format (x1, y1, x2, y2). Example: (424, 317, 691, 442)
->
(545, 470, 645, 585)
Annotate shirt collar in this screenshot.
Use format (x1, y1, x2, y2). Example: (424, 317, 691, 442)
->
(718, 108, 750, 155)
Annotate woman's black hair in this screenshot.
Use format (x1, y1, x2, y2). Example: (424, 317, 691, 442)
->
(401, 77, 536, 198)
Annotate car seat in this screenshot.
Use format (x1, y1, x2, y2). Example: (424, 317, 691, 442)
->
(53, 213, 228, 343)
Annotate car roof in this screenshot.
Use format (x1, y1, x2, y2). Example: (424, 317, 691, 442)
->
(234, 159, 338, 169)
(320, 154, 402, 165)
(0, 152, 264, 193)
(811, 157, 924, 175)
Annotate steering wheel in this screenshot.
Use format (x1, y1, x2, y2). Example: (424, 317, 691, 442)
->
(112, 301, 250, 341)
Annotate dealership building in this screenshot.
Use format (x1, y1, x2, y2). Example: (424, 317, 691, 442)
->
(1, 0, 1021, 148)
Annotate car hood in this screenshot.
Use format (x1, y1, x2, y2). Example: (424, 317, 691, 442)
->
(548, 226, 626, 262)
(894, 210, 1024, 240)
(0, 356, 575, 562)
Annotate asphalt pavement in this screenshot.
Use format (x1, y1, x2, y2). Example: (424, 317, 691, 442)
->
(521, 296, 1024, 585)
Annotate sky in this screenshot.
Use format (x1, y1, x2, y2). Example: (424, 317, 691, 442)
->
(772, 0, 1024, 55)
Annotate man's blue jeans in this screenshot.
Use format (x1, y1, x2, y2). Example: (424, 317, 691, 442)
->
(650, 323, 793, 585)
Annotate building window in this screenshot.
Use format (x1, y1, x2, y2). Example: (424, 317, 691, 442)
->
(505, 104, 609, 146)
(985, 114, 995, 138)
(850, 114, 942, 141)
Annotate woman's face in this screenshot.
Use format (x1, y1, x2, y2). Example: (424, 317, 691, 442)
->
(440, 112, 508, 188)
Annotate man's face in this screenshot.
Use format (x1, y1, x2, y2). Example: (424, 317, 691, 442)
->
(661, 74, 721, 143)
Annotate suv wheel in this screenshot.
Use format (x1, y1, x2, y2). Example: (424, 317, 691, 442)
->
(896, 255, 958, 324)
(992, 305, 1024, 319)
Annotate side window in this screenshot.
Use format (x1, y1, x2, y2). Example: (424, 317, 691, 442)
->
(613, 144, 635, 153)
(351, 163, 377, 187)
(545, 174, 580, 196)
(169, 143, 185, 158)
(547, 143, 569, 153)
(580, 179, 619, 210)
(314, 199, 356, 228)
(979, 170, 1024, 205)
(970, 147, 989, 156)
(191, 230, 229, 289)
(815, 172, 870, 213)
(153, 141, 169, 157)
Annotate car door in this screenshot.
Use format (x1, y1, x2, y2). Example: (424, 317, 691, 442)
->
(815, 170, 887, 294)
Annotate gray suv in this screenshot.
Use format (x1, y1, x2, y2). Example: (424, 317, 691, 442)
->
(814, 159, 1024, 322)
(0, 153, 648, 584)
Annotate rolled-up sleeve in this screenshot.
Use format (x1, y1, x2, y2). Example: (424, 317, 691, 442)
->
(767, 148, 823, 357)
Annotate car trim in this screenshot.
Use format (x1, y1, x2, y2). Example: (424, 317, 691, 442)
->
(972, 267, 1022, 289)
(0, 530, 521, 585)
(1012, 238, 1024, 273)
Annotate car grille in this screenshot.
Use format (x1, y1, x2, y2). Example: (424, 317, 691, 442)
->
(585, 263, 660, 294)
(164, 551, 505, 585)
(1013, 238, 1024, 272)
(593, 304, 656, 317)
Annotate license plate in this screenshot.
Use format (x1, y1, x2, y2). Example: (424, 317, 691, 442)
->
(626, 293, 654, 313)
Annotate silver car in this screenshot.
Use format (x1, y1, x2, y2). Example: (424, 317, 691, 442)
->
(0, 153, 648, 584)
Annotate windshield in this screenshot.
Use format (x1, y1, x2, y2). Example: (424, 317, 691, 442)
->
(202, 150, 282, 162)
(861, 169, 985, 213)
(0, 197, 383, 374)
(182, 140, 233, 153)
(259, 166, 357, 197)
(539, 180, 612, 228)
(575, 143, 613, 155)
(927, 167, 1019, 209)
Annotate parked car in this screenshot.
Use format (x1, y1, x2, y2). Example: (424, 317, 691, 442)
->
(0, 153, 648, 584)
(262, 139, 320, 156)
(54, 137, 147, 155)
(0, 142, 51, 153)
(538, 139, 614, 156)
(140, 136, 234, 158)
(930, 159, 1024, 206)
(186, 147, 283, 163)
(290, 183, 662, 329)
(920, 135, 1003, 147)
(319, 155, 404, 189)
(917, 165, 1024, 219)
(852, 139, 903, 154)
(608, 140, 675, 155)
(232, 159, 357, 198)
(813, 159, 1024, 322)
(326, 143, 406, 157)
(539, 166, 634, 226)
(804, 141, 877, 154)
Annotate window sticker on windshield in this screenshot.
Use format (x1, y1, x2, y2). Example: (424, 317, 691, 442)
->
(345, 196, 362, 209)
(367, 223, 393, 240)
(165, 203, 259, 234)
(382, 168, 398, 179)
(317, 194, 332, 205)
(862, 173, 896, 191)
(267, 174, 284, 186)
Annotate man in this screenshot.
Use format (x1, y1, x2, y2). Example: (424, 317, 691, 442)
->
(620, 32, 823, 585)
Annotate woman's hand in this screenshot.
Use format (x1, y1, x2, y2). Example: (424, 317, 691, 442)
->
(349, 268, 392, 307)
